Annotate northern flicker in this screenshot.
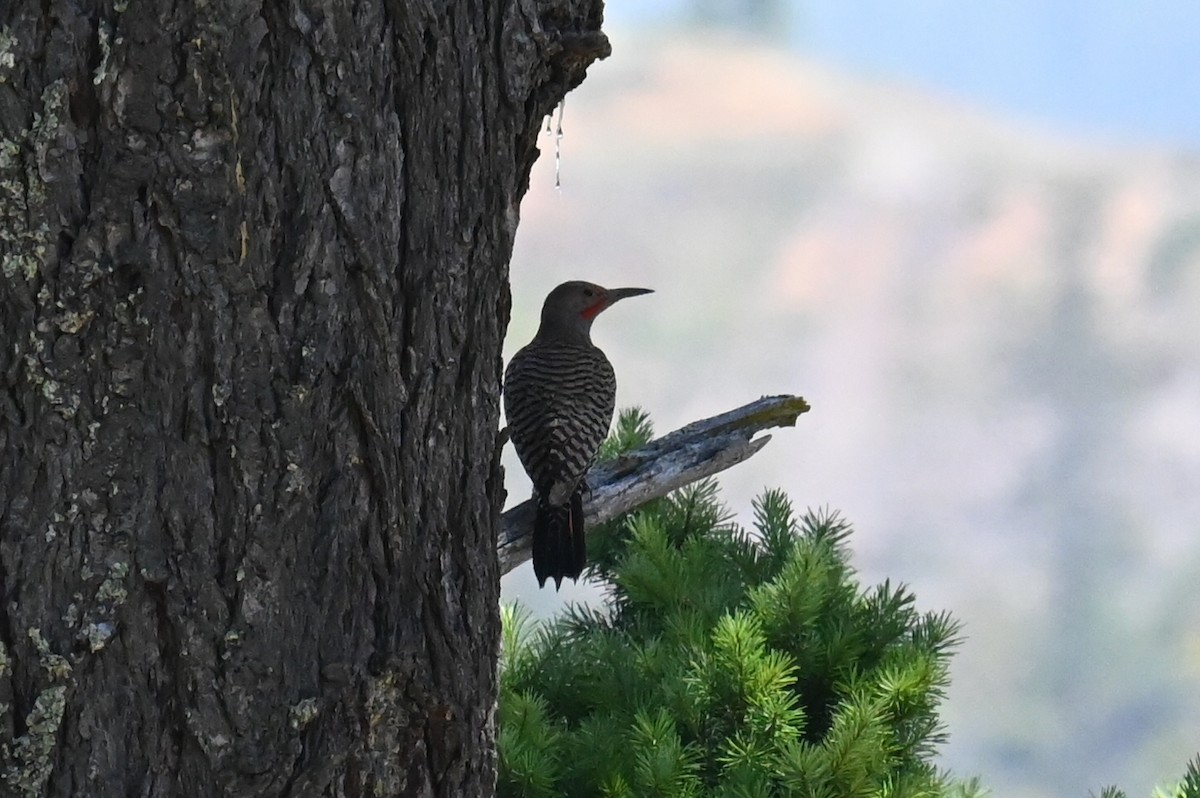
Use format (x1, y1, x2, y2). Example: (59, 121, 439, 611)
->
(504, 281, 653, 588)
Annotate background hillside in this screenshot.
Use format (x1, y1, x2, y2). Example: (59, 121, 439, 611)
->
(500, 21, 1200, 798)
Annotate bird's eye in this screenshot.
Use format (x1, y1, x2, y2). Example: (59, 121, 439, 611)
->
(583, 288, 595, 298)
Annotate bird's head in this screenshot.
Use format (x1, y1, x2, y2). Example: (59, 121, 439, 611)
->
(540, 281, 654, 335)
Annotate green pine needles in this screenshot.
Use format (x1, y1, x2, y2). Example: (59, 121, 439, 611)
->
(499, 409, 971, 798)
(1099, 758, 1200, 798)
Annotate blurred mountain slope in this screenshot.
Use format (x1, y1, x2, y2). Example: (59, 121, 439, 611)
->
(504, 30, 1200, 798)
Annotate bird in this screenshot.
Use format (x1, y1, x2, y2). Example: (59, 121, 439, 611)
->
(504, 280, 653, 588)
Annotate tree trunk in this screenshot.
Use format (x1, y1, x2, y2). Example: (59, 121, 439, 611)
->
(0, 1, 606, 795)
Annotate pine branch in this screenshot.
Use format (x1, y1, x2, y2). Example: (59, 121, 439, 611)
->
(498, 394, 811, 576)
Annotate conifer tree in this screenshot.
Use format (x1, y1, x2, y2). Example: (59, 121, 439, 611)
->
(499, 410, 974, 798)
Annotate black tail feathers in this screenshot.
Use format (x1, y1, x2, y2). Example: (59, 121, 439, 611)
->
(532, 490, 587, 589)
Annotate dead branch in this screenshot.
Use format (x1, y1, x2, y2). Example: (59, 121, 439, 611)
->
(497, 394, 811, 575)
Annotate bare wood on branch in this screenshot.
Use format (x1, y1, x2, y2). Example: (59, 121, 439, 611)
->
(498, 394, 811, 575)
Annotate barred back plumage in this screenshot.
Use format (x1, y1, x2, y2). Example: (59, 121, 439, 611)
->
(504, 339, 616, 497)
(504, 281, 652, 589)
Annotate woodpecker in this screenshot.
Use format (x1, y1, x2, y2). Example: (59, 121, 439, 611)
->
(504, 281, 653, 588)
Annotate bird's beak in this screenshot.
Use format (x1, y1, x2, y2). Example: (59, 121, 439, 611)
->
(605, 287, 654, 305)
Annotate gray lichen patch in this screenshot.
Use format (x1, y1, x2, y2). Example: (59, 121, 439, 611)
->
(83, 622, 116, 652)
(0, 27, 16, 77)
(1, 685, 67, 798)
(3, 629, 72, 795)
(30, 79, 70, 156)
(77, 562, 130, 652)
(0, 78, 68, 277)
(0, 132, 49, 281)
(26, 629, 71, 682)
(284, 461, 308, 493)
(93, 21, 114, 87)
(21, 337, 78, 419)
(289, 697, 319, 730)
(95, 561, 130, 606)
(55, 308, 96, 335)
(1, 80, 68, 422)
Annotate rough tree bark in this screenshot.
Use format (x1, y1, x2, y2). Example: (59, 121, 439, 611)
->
(0, 1, 607, 795)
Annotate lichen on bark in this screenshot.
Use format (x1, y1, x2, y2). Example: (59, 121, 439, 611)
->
(0, 1, 609, 795)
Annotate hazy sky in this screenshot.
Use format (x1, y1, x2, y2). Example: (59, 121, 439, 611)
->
(506, 10, 1200, 792)
(610, 0, 1200, 146)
